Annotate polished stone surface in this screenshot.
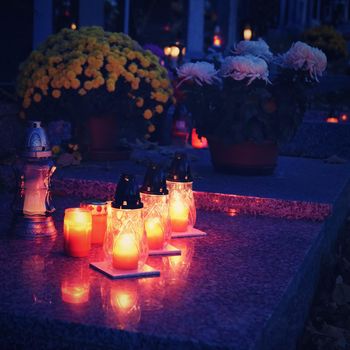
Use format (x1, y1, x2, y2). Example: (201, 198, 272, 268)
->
(54, 151, 350, 204)
(0, 196, 323, 350)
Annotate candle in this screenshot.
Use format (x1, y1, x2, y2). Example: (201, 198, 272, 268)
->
(64, 208, 92, 257)
(80, 201, 107, 245)
(23, 179, 47, 216)
(169, 200, 189, 232)
(145, 217, 164, 250)
(112, 234, 139, 270)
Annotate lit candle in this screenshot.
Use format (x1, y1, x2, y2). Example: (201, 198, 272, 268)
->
(23, 179, 47, 216)
(80, 201, 107, 245)
(169, 199, 189, 232)
(145, 217, 164, 250)
(243, 27, 252, 41)
(112, 234, 139, 270)
(64, 208, 92, 257)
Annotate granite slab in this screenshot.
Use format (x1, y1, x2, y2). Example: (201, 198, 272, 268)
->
(0, 196, 326, 350)
(53, 151, 350, 204)
(52, 153, 350, 221)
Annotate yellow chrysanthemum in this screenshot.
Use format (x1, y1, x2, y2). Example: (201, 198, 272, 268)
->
(155, 105, 164, 114)
(136, 97, 144, 108)
(33, 93, 41, 103)
(141, 59, 150, 68)
(78, 88, 87, 96)
(127, 51, 136, 60)
(151, 79, 161, 89)
(128, 63, 138, 74)
(160, 79, 169, 88)
(143, 109, 153, 120)
(67, 70, 76, 80)
(124, 72, 134, 82)
(84, 81, 93, 90)
(71, 79, 80, 89)
(148, 124, 156, 133)
(52, 89, 61, 98)
(22, 98, 31, 108)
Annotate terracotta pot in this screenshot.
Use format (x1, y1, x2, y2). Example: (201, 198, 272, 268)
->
(87, 115, 131, 161)
(208, 139, 278, 175)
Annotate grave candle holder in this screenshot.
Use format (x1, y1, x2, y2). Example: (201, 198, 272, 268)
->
(13, 121, 57, 238)
(166, 153, 196, 233)
(105, 174, 147, 270)
(140, 164, 172, 252)
(80, 200, 108, 245)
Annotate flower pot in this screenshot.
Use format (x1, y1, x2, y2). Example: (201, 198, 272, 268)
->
(208, 139, 278, 175)
(87, 115, 131, 161)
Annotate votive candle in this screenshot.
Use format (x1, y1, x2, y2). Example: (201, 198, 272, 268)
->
(169, 200, 189, 232)
(112, 234, 139, 270)
(64, 208, 92, 257)
(145, 217, 164, 250)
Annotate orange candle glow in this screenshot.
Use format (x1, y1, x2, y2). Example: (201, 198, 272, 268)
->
(110, 284, 140, 329)
(112, 234, 139, 270)
(326, 117, 339, 124)
(243, 27, 252, 41)
(341, 114, 348, 122)
(91, 214, 107, 244)
(191, 128, 208, 149)
(61, 281, 90, 304)
(80, 202, 107, 245)
(64, 208, 92, 257)
(169, 200, 189, 232)
(145, 217, 164, 250)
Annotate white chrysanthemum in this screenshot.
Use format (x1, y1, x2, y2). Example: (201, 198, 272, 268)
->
(220, 55, 270, 85)
(233, 39, 273, 62)
(177, 62, 220, 86)
(276, 41, 327, 81)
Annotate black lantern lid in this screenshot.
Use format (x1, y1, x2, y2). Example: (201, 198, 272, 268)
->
(112, 174, 143, 209)
(166, 152, 193, 182)
(140, 163, 168, 195)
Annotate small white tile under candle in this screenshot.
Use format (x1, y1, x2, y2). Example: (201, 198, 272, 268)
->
(90, 262, 160, 279)
(171, 227, 207, 239)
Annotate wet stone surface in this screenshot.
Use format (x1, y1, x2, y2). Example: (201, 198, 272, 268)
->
(0, 196, 323, 349)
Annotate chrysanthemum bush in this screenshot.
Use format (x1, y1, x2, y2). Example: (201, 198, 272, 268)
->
(17, 27, 174, 137)
(177, 40, 327, 144)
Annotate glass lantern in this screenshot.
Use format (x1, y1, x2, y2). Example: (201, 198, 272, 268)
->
(14, 121, 56, 217)
(166, 152, 196, 232)
(103, 174, 148, 271)
(140, 164, 171, 250)
(13, 121, 57, 238)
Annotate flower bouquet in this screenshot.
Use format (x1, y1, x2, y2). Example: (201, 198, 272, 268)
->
(17, 27, 174, 159)
(177, 39, 327, 174)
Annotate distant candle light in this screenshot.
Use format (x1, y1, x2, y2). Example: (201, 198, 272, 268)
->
(164, 46, 171, 56)
(341, 114, 348, 122)
(70, 23, 77, 30)
(170, 46, 180, 58)
(243, 27, 252, 41)
(326, 117, 339, 124)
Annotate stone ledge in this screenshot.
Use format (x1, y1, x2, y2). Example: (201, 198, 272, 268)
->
(52, 177, 331, 221)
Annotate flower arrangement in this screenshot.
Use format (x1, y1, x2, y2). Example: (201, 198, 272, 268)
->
(177, 40, 327, 144)
(17, 27, 174, 138)
(303, 25, 347, 61)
